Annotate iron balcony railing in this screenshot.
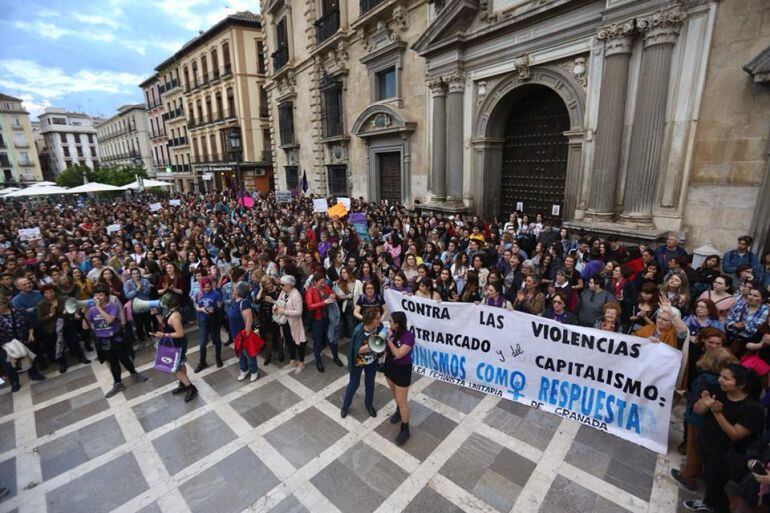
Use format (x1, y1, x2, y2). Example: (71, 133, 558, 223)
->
(315, 10, 340, 44)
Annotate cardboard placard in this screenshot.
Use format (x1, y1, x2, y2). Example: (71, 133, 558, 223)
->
(106, 224, 121, 234)
(313, 198, 329, 213)
(337, 197, 351, 210)
(327, 202, 347, 218)
(169, 199, 181, 206)
(149, 202, 162, 212)
(276, 190, 292, 204)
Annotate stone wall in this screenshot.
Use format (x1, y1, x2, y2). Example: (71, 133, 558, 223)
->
(684, 0, 770, 251)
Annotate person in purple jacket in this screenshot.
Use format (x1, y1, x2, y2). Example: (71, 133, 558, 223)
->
(383, 311, 415, 445)
(86, 285, 147, 398)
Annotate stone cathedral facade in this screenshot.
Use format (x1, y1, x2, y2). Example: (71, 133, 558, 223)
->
(262, 0, 770, 251)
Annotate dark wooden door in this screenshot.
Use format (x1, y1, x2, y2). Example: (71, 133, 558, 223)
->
(378, 152, 401, 204)
(501, 86, 569, 220)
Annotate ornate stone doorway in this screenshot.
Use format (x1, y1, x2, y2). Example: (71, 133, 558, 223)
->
(471, 64, 585, 220)
(501, 85, 569, 220)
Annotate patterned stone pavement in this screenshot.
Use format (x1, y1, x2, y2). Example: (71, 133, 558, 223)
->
(0, 327, 691, 513)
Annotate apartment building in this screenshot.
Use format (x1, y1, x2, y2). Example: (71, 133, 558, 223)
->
(156, 58, 194, 190)
(178, 11, 272, 192)
(38, 107, 100, 175)
(139, 73, 171, 179)
(0, 93, 43, 185)
(261, 0, 430, 202)
(95, 104, 153, 170)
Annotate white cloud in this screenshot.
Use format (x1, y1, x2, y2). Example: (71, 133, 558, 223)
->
(71, 13, 121, 30)
(13, 19, 115, 42)
(155, 0, 256, 31)
(17, 95, 52, 119)
(0, 60, 144, 100)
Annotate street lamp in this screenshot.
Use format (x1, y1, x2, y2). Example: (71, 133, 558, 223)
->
(227, 129, 242, 196)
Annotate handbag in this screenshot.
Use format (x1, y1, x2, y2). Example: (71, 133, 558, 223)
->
(154, 336, 181, 374)
(2, 339, 35, 361)
(273, 298, 288, 325)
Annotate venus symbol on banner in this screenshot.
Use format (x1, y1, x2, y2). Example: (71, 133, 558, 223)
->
(384, 290, 681, 454)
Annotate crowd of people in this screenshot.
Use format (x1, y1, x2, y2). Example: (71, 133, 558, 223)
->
(1, 191, 770, 511)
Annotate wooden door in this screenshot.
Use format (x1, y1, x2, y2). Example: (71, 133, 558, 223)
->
(378, 152, 401, 204)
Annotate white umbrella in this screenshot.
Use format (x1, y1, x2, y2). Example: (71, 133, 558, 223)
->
(0, 188, 20, 196)
(64, 182, 123, 193)
(28, 181, 58, 187)
(121, 178, 173, 190)
(4, 185, 69, 197)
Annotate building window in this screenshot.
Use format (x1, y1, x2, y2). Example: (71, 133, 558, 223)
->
(60, 133, 67, 143)
(278, 103, 295, 146)
(13, 132, 26, 146)
(257, 41, 266, 74)
(285, 166, 299, 191)
(272, 19, 289, 71)
(63, 146, 70, 157)
(376, 67, 396, 100)
(259, 87, 269, 118)
(88, 134, 94, 144)
(316, 0, 340, 44)
(0, 134, 5, 148)
(222, 42, 232, 74)
(226, 88, 235, 117)
(3, 170, 12, 182)
(321, 77, 343, 138)
(327, 165, 347, 195)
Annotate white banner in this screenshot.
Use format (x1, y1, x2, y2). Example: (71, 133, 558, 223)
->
(169, 199, 181, 206)
(384, 290, 680, 453)
(18, 227, 41, 241)
(149, 202, 162, 212)
(106, 223, 121, 234)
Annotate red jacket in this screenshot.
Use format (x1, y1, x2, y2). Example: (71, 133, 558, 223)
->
(305, 284, 332, 321)
(234, 330, 264, 358)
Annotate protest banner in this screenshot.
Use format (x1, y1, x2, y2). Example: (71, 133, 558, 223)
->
(238, 196, 255, 208)
(328, 202, 347, 218)
(169, 199, 181, 206)
(384, 290, 680, 453)
(349, 212, 370, 243)
(338, 197, 351, 210)
(313, 198, 329, 213)
(149, 202, 162, 212)
(276, 190, 292, 203)
(18, 227, 41, 241)
(106, 224, 121, 234)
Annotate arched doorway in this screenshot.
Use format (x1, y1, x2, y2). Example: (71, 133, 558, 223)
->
(500, 85, 569, 220)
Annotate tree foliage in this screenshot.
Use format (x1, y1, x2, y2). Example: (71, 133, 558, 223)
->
(56, 165, 148, 188)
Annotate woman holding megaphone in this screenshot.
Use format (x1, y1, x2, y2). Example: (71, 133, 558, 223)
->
(383, 311, 415, 445)
(151, 293, 197, 402)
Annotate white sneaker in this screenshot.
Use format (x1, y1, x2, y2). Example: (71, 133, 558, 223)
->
(250, 372, 259, 382)
(237, 371, 248, 381)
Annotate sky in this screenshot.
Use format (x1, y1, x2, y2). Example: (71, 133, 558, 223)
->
(0, 0, 257, 120)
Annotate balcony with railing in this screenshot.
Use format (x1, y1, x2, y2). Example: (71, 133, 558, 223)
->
(315, 9, 340, 44)
(14, 140, 30, 148)
(150, 129, 167, 140)
(167, 136, 189, 148)
(272, 46, 289, 72)
(261, 150, 273, 162)
(192, 152, 243, 164)
(187, 109, 237, 130)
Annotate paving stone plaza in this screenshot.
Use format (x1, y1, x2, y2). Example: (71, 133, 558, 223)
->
(0, 325, 698, 513)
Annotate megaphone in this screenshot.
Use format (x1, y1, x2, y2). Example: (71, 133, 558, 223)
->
(366, 326, 389, 354)
(65, 298, 94, 314)
(132, 298, 162, 313)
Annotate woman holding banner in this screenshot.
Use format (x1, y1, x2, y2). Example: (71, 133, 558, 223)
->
(384, 311, 415, 445)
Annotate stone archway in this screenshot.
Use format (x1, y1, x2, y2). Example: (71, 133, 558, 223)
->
(471, 64, 586, 219)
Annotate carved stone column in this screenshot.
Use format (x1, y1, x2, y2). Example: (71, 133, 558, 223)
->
(428, 77, 447, 202)
(445, 71, 465, 202)
(586, 21, 635, 221)
(620, 6, 686, 226)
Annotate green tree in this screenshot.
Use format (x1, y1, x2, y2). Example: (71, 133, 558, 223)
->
(55, 164, 95, 187)
(93, 165, 148, 186)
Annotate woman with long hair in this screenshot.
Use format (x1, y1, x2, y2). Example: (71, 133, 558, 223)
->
(699, 275, 736, 324)
(383, 311, 415, 445)
(414, 277, 441, 301)
(451, 252, 469, 294)
(660, 270, 691, 315)
(401, 253, 420, 285)
(460, 269, 482, 304)
(305, 272, 342, 372)
(333, 267, 362, 337)
(684, 364, 763, 513)
(483, 282, 512, 309)
(436, 267, 459, 302)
